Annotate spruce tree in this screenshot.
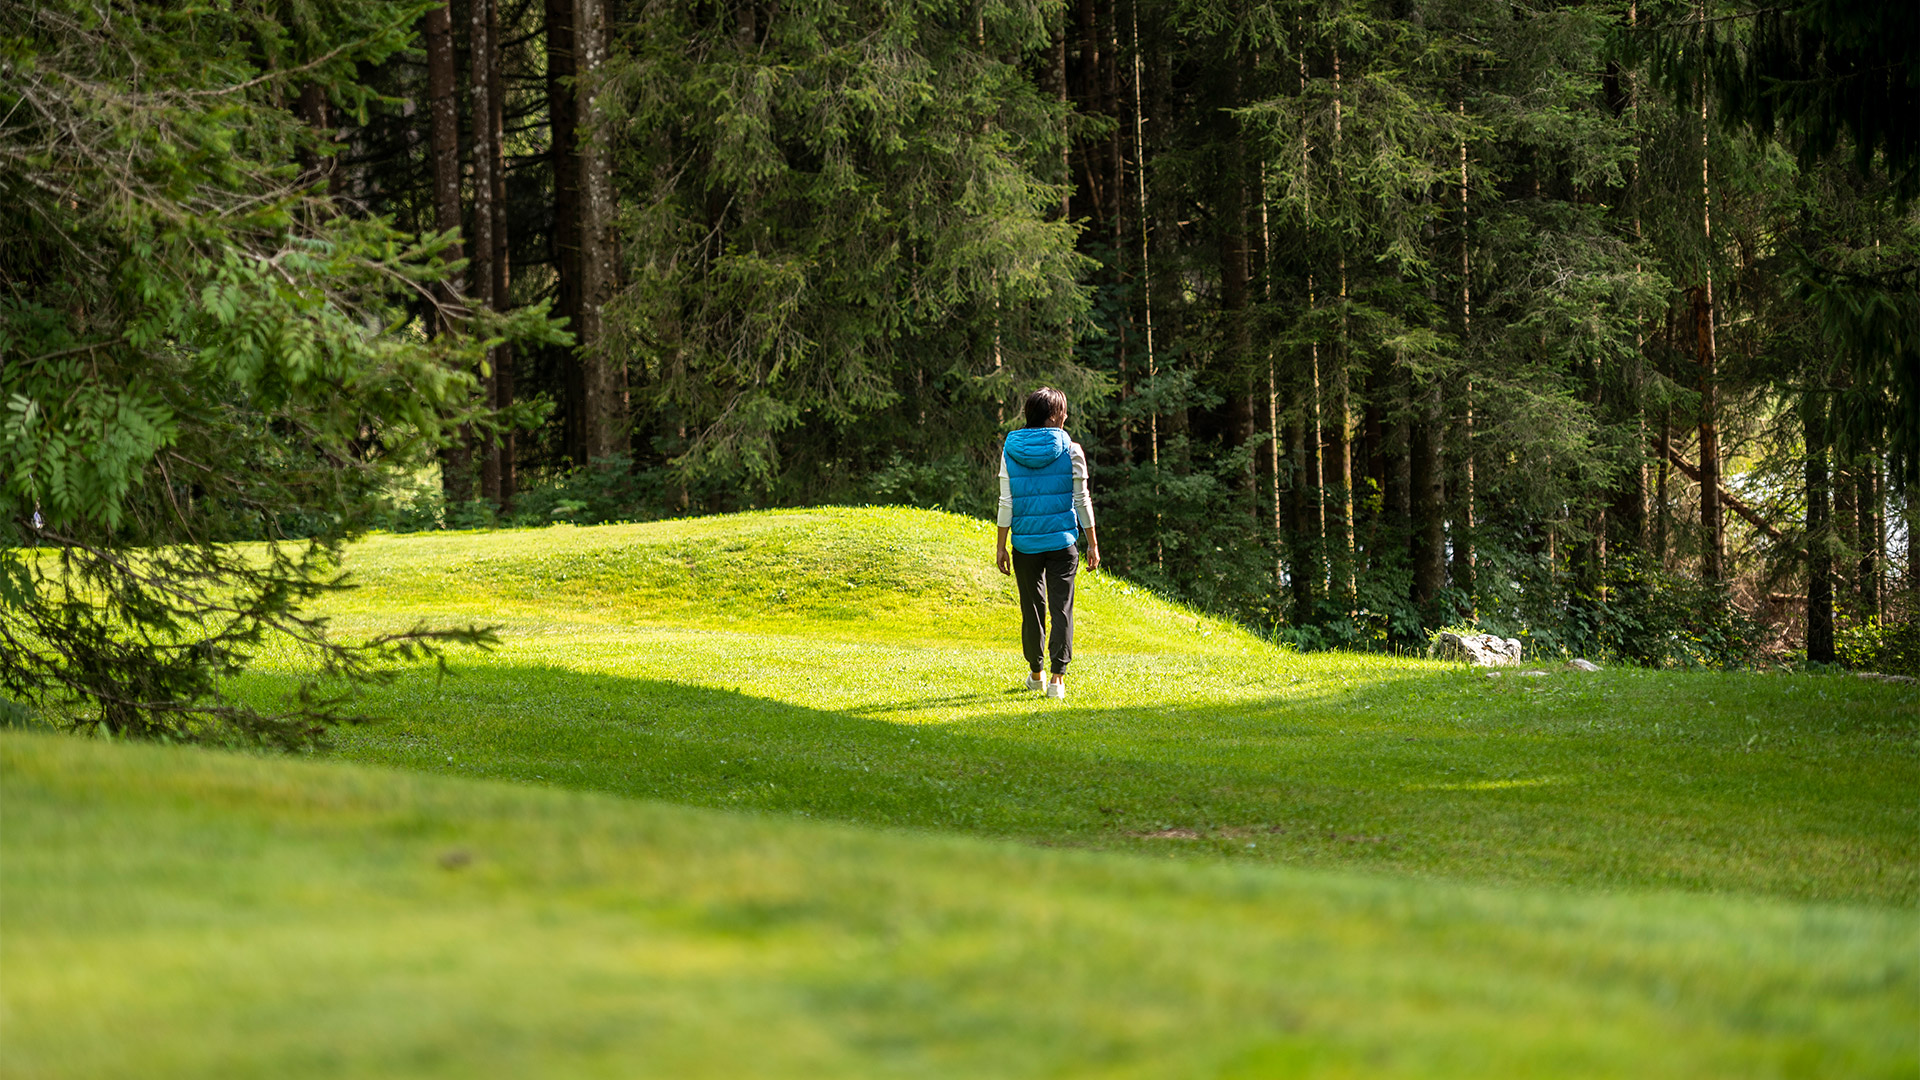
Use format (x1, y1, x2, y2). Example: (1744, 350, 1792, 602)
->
(0, 0, 556, 744)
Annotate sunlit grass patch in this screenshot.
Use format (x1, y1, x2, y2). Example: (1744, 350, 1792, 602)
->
(325, 508, 1256, 654)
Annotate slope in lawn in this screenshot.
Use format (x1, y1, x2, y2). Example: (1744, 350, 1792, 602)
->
(326, 507, 1245, 653)
(288, 509, 1920, 905)
(5, 733, 1913, 1080)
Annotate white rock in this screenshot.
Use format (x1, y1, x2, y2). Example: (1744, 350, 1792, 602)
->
(1567, 658, 1601, 672)
(1430, 631, 1523, 667)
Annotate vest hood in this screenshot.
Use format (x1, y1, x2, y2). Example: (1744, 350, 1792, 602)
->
(1004, 426, 1071, 469)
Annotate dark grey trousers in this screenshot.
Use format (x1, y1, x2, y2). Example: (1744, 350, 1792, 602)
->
(1012, 545, 1077, 675)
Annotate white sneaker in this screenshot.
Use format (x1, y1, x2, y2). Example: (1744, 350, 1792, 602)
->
(1025, 675, 1045, 691)
(1046, 680, 1066, 700)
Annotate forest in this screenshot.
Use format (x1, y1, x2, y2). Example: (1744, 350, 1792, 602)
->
(4, 0, 1916, 718)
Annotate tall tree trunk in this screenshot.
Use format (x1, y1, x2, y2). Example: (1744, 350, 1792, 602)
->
(576, 0, 622, 462)
(1311, 345, 1324, 575)
(1861, 464, 1882, 618)
(547, 0, 584, 465)
(427, 4, 464, 310)
(1327, 39, 1353, 607)
(1330, 351, 1352, 605)
(1576, 363, 1607, 600)
(487, 0, 515, 509)
(1450, 102, 1474, 605)
(1287, 23, 1328, 595)
(1131, 0, 1159, 564)
(1268, 361, 1283, 583)
(1106, 0, 1129, 464)
(1908, 495, 1919, 617)
(1655, 407, 1671, 566)
(1359, 368, 1384, 565)
(470, 0, 500, 506)
(1410, 377, 1446, 610)
(1695, 284, 1722, 582)
(1805, 393, 1834, 663)
(1615, 9, 1650, 560)
(1219, 36, 1253, 484)
(1288, 411, 1316, 621)
(1303, 356, 1324, 594)
(1077, 0, 1100, 224)
(295, 82, 335, 188)
(1834, 446, 1857, 615)
(1282, 19, 1311, 597)
(1053, 7, 1069, 221)
(1450, 378, 1476, 603)
(1611, 368, 1649, 555)
(426, 2, 472, 506)
(1105, 0, 1122, 256)
(1259, 133, 1280, 583)
(1383, 356, 1412, 550)
(1695, 24, 1724, 584)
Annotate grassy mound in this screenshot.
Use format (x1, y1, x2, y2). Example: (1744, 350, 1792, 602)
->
(6, 733, 1913, 1079)
(327, 507, 1250, 653)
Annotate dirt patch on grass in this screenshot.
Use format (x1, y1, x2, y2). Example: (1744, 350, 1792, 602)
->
(1217, 825, 1285, 839)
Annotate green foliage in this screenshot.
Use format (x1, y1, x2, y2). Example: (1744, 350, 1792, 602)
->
(1097, 434, 1282, 628)
(606, 0, 1096, 496)
(492, 456, 675, 527)
(0, 0, 561, 746)
(1636, 0, 1920, 494)
(862, 452, 996, 518)
(1562, 560, 1766, 668)
(1640, 0, 1920, 201)
(0, 694, 35, 730)
(1838, 615, 1920, 677)
(1795, 247, 1920, 495)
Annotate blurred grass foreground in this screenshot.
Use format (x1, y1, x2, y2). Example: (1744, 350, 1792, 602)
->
(4, 508, 1915, 1077)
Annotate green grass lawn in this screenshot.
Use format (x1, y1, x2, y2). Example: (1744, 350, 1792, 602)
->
(6, 734, 1914, 1078)
(4, 507, 1917, 1077)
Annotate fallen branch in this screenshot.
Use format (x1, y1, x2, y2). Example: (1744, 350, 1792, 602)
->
(1660, 445, 1786, 543)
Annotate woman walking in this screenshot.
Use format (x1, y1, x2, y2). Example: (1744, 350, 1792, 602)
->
(995, 387, 1100, 700)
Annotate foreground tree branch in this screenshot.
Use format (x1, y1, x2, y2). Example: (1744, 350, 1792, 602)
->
(0, 0, 557, 748)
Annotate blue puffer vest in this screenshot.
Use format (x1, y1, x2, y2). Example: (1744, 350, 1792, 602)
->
(1005, 427, 1079, 554)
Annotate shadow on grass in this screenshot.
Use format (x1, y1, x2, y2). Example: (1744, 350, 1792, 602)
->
(317, 662, 1919, 905)
(844, 689, 1020, 713)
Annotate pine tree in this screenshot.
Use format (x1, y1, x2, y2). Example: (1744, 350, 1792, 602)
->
(0, 0, 563, 744)
(602, 0, 1090, 502)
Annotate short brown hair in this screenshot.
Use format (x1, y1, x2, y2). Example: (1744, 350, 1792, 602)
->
(1023, 387, 1068, 428)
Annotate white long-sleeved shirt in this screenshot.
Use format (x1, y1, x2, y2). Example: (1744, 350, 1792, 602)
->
(997, 442, 1096, 531)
